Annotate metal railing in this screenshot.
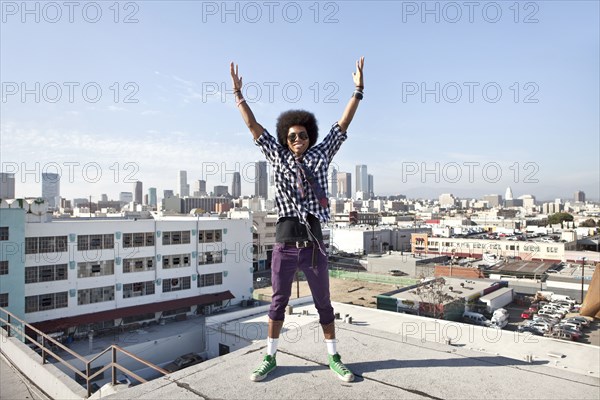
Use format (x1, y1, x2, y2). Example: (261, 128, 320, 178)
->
(0, 307, 168, 398)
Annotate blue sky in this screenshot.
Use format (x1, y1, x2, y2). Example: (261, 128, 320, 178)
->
(1, 0, 598, 202)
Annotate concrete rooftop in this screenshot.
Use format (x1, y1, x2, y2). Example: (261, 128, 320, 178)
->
(103, 302, 599, 400)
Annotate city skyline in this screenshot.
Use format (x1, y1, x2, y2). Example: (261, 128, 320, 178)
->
(1, 169, 592, 206)
(1, 2, 598, 202)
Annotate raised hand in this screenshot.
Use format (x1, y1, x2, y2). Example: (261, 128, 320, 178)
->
(230, 62, 243, 91)
(353, 56, 365, 88)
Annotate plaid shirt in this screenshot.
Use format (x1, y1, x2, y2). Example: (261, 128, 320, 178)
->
(255, 122, 347, 224)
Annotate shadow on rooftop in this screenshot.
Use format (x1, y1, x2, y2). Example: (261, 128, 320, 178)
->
(350, 355, 549, 374)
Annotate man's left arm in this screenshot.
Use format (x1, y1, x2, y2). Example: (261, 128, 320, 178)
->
(337, 56, 365, 133)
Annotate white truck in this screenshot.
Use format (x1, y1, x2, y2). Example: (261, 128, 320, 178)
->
(490, 308, 509, 329)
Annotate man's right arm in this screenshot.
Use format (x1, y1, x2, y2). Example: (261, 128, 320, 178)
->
(230, 62, 264, 140)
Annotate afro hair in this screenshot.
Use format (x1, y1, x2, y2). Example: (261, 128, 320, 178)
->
(276, 110, 318, 150)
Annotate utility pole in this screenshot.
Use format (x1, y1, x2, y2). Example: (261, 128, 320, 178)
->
(580, 257, 586, 304)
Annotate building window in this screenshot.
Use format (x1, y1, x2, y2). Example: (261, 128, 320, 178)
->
(162, 254, 191, 269)
(120, 232, 154, 248)
(0, 261, 7, 275)
(162, 230, 191, 245)
(25, 292, 68, 313)
(198, 251, 223, 265)
(77, 286, 115, 305)
(24, 264, 68, 284)
(198, 272, 223, 287)
(0, 227, 8, 241)
(25, 236, 67, 254)
(0, 293, 8, 307)
(199, 229, 223, 243)
(77, 261, 115, 278)
(123, 256, 155, 273)
(123, 281, 155, 298)
(78, 234, 114, 251)
(162, 276, 191, 293)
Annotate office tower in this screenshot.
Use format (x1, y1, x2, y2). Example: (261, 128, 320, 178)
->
(0, 173, 15, 199)
(574, 191, 585, 203)
(337, 172, 352, 199)
(134, 181, 143, 204)
(119, 192, 133, 203)
(100, 194, 108, 202)
(255, 161, 268, 198)
(178, 171, 189, 197)
(193, 180, 207, 197)
(368, 174, 374, 199)
(73, 198, 87, 207)
(148, 188, 157, 207)
(355, 165, 368, 198)
(232, 172, 241, 198)
(42, 172, 60, 208)
(214, 185, 229, 197)
(163, 190, 174, 199)
(505, 186, 513, 201)
(328, 167, 338, 198)
(483, 194, 502, 208)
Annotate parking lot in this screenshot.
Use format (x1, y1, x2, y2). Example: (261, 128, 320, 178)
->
(503, 303, 599, 346)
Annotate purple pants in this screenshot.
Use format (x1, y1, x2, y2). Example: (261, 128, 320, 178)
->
(268, 242, 334, 325)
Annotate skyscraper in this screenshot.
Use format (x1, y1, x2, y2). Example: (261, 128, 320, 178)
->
(232, 172, 241, 198)
(134, 181, 143, 204)
(42, 172, 60, 208)
(178, 171, 189, 197)
(0, 173, 15, 199)
(355, 165, 368, 198)
(327, 167, 338, 198)
(255, 161, 268, 198)
(148, 187, 157, 207)
(214, 185, 229, 197)
(337, 172, 352, 199)
(193, 180, 207, 197)
(574, 191, 586, 203)
(505, 186, 513, 201)
(119, 192, 133, 203)
(367, 174, 374, 199)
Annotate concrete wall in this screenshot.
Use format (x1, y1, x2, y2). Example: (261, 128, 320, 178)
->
(1, 330, 86, 399)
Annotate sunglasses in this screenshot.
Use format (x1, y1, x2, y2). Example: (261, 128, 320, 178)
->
(287, 131, 309, 142)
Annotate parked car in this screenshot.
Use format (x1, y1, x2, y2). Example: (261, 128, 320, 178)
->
(538, 310, 564, 319)
(164, 353, 204, 373)
(517, 325, 544, 336)
(530, 322, 552, 333)
(547, 329, 579, 341)
(532, 315, 559, 325)
(389, 269, 406, 276)
(521, 309, 536, 319)
(566, 316, 590, 327)
(558, 321, 583, 332)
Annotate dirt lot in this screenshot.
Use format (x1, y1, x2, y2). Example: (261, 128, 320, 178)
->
(253, 277, 398, 308)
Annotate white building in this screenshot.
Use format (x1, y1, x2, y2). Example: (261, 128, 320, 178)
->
(0, 202, 253, 336)
(331, 226, 430, 255)
(438, 193, 457, 208)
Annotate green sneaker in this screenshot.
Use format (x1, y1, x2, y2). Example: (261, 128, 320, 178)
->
(250, 354, 277, 382)
(328, 353, 354, 382)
